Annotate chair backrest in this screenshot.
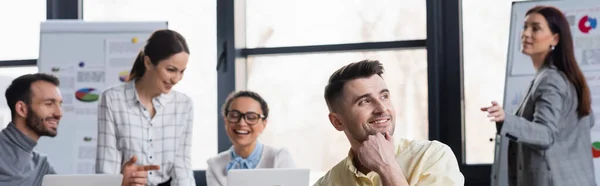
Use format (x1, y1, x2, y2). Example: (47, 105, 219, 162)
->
(194, 170, 207, 186)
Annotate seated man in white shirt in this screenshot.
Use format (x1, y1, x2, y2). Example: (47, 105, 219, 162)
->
(0, 73, 159, 186)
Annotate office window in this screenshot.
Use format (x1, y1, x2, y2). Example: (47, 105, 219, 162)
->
(246, 0, 426, 48)
(0, 67, 39, 129)
(0, 0, 46, 60)
(462, 0, 516, 164)
(245, 49, 427, 182)
(84, 0, 217, 169)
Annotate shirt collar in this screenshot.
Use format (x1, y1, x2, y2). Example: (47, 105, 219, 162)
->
(125, 80, 171, 106)
(344, 149, 380, 179)
(2, 122, 37, 152)
(226, 142, 264, 171)
(537, 60, 557, 74)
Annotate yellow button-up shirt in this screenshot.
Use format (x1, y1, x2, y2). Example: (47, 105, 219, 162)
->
(314, 139, 464, 186)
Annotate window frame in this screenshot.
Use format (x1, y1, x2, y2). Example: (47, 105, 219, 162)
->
(217, 0, 488, 185)
(0, 0, 80, 67)
(0, 0, 489, 184)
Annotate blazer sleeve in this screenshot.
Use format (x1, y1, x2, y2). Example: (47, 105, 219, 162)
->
(274, 148, 296, 168)
(206, 159, 223, 186)
(591, 112, 596, 129)
(499, 72, 566, 150)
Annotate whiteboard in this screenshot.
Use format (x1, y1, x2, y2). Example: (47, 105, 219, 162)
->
(36, 20, 167, 174)
(497, 0, 600, 185)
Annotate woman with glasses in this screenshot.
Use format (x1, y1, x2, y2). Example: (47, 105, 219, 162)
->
(206, 90, 296, 186)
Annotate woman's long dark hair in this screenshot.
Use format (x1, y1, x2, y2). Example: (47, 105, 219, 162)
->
(526, 6, 591, 117)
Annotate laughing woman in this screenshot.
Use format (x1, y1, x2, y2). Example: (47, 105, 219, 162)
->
(206, 90, 296, 186)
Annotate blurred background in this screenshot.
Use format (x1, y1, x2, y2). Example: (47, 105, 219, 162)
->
(0, 0, 528, 185)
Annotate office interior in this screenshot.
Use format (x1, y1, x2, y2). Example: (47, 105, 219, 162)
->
(0, 0, 529, 185)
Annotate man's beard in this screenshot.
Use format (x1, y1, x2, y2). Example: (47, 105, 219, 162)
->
(25, 106, 57, 137)
(349, 125, 395, 142)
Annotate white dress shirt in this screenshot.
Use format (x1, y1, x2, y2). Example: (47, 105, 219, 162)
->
(95, 80, 195, 186)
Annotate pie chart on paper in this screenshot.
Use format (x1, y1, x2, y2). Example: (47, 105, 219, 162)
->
(75, 88, 100, 102)
(593, 141, 600, 158)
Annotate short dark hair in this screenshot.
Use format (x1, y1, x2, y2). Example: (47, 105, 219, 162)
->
(221, 90, 270, 119)
(324, 60, 384, 111)
(128, 29, 190, 81)
(5, 73, 60, 120)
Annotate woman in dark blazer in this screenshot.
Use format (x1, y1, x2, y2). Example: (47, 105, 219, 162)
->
(482, 6, 595, 186)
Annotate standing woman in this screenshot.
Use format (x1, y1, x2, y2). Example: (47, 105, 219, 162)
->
(96, 29, 195, 186)
(482, 6, 595, 186)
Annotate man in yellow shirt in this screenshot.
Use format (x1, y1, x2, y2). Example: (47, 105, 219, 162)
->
(315, 60, 464, 186)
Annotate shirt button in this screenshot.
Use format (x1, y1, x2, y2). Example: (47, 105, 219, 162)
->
(150, 156, 153, 159)
(149, 172, 152, 175)
(149, 139, 152, 142)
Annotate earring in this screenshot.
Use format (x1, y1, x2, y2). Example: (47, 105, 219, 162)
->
(551, 45, 555, 50)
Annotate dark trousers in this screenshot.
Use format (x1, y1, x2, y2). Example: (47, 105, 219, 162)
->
(157, 177, 172, 186)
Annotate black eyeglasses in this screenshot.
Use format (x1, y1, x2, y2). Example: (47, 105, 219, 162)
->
(226, 110, 266, 125)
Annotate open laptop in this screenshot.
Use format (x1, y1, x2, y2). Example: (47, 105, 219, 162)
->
(42, 174, 122, 186)
(227, 168, 310, 186)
